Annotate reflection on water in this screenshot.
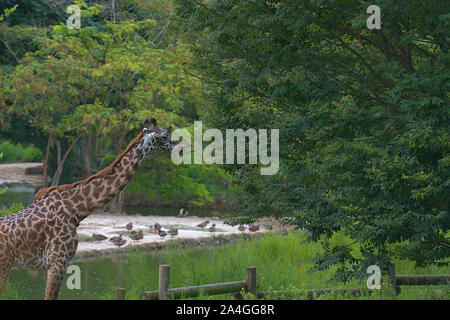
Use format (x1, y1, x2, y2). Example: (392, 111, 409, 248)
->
(124, 206, 237, 218)
(0, 185, 36, 207)
(8, 254, 130, 300)
(0, 184, 235, 218)
(7, 246, 209, 300)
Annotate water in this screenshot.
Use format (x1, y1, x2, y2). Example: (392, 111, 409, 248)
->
(5, 246, 211, 300)
(124, 206, 237, 218)
(0, 184, 236, 218)
(6, 255, 129, 300)
(0, 185, 36, 207)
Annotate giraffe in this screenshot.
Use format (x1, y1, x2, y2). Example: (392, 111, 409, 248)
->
(0, 118, 182, 299)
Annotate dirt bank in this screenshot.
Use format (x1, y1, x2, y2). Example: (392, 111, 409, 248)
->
(0, 162, 45, 187)
(75, 214, 277, 259)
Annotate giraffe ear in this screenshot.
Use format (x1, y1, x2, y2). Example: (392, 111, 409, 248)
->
(144, 118, 158, 132)
(147, 118, 159, 131)
(144, 118, 157, 125)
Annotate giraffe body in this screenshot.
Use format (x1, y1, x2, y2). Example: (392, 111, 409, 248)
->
(0, 119, 180, 299)
(0, 192, 80, 299)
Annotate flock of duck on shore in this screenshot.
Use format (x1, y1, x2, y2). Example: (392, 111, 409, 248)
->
(91, 208, 264, 247)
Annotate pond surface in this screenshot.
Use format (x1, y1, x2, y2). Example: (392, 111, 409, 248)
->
(6, 246, 211, 300)
(7, 254, 129, 300)
(124, 206, 237, 218)
(0, 184, 236, 218)
(0, 185, 36, 207)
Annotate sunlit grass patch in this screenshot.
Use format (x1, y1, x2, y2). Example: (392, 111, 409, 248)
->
(118, 231, 449, 300)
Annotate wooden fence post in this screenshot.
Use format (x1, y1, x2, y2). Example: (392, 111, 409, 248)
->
(159, 264, 171, 300)
(113, 287, 126, 300)
(246, 266, 257, 296)
(388, 263, 400, 295)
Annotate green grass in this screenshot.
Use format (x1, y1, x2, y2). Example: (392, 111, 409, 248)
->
(119, 231, 449, 300)
(0, 283, 20, 300)
(77, 233, 92, 239)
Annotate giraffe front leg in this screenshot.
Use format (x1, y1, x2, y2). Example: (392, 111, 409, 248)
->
(0, 240, 12, 295)
(45, 261, 67, 300)
(0, 261, 12, 295)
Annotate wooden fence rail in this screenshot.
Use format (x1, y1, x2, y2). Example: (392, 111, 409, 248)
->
(395, 274, 450, 285)
(141, 280, 248, 300)
(139, 265, 257, 300)
(114, 263, 450, 300)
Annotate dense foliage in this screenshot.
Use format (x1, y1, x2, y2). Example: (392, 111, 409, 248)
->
(0, 140, 43, 163)
(174, 0, 449, 280)
(0, 1, 235, 208)
(0, 0, 448, 281)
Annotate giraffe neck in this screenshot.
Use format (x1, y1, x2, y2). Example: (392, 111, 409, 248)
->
(54, 138, 148, 221)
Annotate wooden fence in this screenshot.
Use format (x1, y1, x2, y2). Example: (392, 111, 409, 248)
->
(112, 263, 450, 300)
(138, 265, 257, 300)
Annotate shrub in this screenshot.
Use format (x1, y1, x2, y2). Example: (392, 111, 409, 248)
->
(23, 146, 43, 162)
(0, 140, 42, 163)
(0, 187, 24, 217)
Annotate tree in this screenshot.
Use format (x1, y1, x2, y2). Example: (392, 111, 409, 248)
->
(174, 0, 449, 281)
(1, 1, 223, 212)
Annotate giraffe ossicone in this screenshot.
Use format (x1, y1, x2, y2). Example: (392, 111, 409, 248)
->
(0, 119, 180, 299)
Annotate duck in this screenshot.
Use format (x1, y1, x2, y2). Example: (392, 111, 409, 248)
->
(264, 223, 273, 231)
(238, 225, 246, 232)
(125, 222, 133, 230)
(150, 223, 162, 233)
(109, 234, 123, 242)
(130, 230, 144, 240)
(209, 224, 216, 233)
(178, 208, 189, 217)
(112, 237, 127, 247)
(158, 229, 168, 237)
(196, 220, 210, 229)
(249, 224, 260, 232)
(92, 233, 108, 242)
(169, 228, 178, 236)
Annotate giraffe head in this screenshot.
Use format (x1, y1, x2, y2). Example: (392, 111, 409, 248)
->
(141, 118, 181, 154)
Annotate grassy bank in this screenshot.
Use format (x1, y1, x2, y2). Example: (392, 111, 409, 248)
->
(110, 231, 449, 300)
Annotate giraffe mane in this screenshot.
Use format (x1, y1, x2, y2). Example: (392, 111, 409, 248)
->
(34, 131, 146, 201)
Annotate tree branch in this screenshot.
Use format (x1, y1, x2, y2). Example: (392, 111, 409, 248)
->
(0, 29, 19, 63)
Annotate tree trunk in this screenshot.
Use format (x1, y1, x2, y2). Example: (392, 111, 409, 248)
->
(103, 190, 125, 214)
(112, 131, 123, 155)
(42, 134, 54, 189)
(85, 132, 92, 175)
(51, 134, 82, 186)
(55, 138, 62, 173)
